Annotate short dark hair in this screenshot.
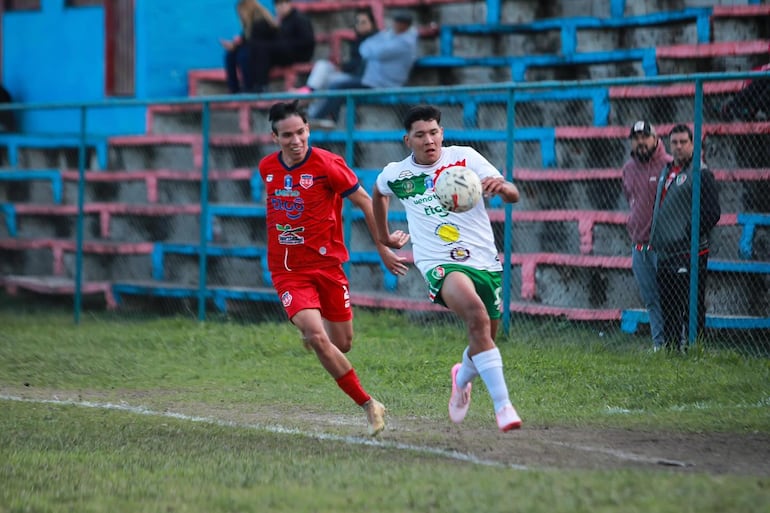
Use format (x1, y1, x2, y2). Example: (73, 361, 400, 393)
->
(669, 123, 693, 141)
(268, 100, 307, 134)
(403, 104, 441, 132)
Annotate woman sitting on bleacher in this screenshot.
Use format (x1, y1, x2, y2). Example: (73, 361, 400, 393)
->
(292, 7, 378, 95)
(248, 0, 315, 94)
(221, 0, 278, 94)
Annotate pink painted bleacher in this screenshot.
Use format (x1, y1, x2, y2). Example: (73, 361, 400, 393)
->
(351, 290, 621, 321)
(609, 80, 746, 99)
(513, 168, 770, 182)
(60, 169, 254, 203)
(108, 133, 271, 168)
(656, 40, 770, 59)
(711, 4, 770, 18)
(11, 203, 200, 238)
(0, 275, 117, 309)
(146, 102, 273, 134)
(0, 238, 153, 276)
(187, 62, 314, 96)
(489, 209, 628, 255)
(554, 122, 770, 140)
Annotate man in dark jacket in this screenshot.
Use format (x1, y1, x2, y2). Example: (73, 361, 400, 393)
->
(249, 0, 315, 93)
(622, 121, 672, 351)
(650, 124, 721, 351)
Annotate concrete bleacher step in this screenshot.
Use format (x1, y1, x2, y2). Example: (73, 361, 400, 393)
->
(0, 133, 108, 170)
(0, 275, 117, 309)
(108, 133, 273, 169)
(0, 168, 260, 206)
(416, 39, 770, 82)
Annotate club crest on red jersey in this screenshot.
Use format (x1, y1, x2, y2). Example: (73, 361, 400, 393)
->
(299, 174, 314, 189)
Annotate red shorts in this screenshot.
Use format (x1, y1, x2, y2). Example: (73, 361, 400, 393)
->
(271, 265, 352, 322)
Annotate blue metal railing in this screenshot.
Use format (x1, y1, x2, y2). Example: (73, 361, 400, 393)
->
(0, 70, 766, 339)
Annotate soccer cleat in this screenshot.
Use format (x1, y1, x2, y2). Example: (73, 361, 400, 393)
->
(496, 404, 522, 432)
(448, 363, 472, 423)
(363, 399, 386, 436)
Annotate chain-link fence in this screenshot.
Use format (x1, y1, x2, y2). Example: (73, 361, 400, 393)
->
(0, 71, 768, 355)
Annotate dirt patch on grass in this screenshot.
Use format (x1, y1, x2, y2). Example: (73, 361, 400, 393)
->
(3, 386, 768, 476)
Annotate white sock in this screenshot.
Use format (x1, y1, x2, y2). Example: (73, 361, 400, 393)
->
(471, 347, 512, 412)
(456, 346, 478, 389)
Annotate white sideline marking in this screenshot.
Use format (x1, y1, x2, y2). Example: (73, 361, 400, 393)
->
(0, 394, 528, 471)
(547, 441, 691, 468)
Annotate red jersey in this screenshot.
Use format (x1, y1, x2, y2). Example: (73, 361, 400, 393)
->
(258, 147, 360, 272)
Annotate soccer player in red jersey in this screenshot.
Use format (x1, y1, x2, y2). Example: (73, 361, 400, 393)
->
(258, 100, 409, 436)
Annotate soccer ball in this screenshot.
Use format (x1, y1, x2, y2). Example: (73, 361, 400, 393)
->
(433, 166, 483, 213)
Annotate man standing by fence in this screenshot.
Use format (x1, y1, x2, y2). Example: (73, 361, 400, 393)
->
(622, 120, 672, 352)
(650, 124, 721, 352)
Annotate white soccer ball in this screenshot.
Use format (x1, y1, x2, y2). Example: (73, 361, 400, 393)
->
(433, 166, 483, 213)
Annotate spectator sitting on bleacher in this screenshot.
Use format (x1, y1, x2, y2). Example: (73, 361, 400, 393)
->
(248, 0, 315, 94)
(222, 0, 278, 94)
(291, 7, 378, 95)
(308, 10, 418, 129)
(719, 62, 770, 121)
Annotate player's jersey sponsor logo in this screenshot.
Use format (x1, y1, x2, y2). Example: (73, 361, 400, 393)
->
(281, 291, 293, 307)
(676, 174, 687, 186)
(431, 265, 445, 280)
(276, 224, 305, 245)
(435, 222, 460, 243)
(270, 196, 304, 219)
(284, 175, 293, 189)
(300, 174, 314, 189)
(450, 247, 471, 262)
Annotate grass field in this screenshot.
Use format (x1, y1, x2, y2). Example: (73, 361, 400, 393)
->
(1, 308, 769, 513)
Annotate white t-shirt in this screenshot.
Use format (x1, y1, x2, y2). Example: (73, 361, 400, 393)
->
(376, 145, 503, 277)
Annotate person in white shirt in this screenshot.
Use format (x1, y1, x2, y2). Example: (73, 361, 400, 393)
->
(371, 104, 523, 432)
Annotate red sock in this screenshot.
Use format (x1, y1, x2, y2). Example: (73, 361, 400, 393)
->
(335, 369, 371, 406)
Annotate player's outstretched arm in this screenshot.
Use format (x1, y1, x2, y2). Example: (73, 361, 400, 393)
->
(371, 185, 410, 250)
(348, 186, 410, 276)
(481, 176, 520, 203)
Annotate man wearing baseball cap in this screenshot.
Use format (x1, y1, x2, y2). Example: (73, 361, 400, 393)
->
(621, 120, 672, 351)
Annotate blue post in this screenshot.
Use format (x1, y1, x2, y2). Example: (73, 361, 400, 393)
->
(73, 105, 88, 325)
(486, 0, 501, 24)
(502, 89, 516, 335)
(687, 79, 705, 347)
(198, 101, 211, 321)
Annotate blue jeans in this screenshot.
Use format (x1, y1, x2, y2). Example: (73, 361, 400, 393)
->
(631, 247, 664, 348)
(224, 45, 254, 93)
(308, 77, 371, 121)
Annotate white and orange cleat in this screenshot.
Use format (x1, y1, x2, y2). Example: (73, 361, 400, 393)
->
(448, 363, 472, 423)
(496, 404, 522, 432)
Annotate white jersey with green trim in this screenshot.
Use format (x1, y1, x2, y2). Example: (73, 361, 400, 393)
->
(375, 145, 504, 277)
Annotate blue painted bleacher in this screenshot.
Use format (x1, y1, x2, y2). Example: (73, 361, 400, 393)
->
(0, 169, 62, 204)
(0, 134, 108, 169)
(436, 9, 712, 59)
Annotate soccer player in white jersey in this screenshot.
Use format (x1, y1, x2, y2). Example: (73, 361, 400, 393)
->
(371, 104, 523, 431)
